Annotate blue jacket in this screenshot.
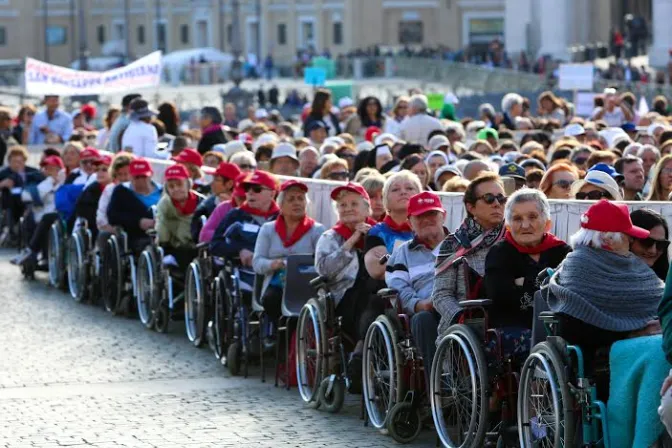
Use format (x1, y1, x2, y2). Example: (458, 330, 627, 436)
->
(209, 208, 279, 259)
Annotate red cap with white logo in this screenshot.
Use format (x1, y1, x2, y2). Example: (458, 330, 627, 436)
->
(407, 191, 446, 217)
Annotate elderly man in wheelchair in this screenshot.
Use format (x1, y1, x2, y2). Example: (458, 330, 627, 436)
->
(103, 158, 162, 315)
(362, 191, 447, 443)
(518, 199, 667, 448)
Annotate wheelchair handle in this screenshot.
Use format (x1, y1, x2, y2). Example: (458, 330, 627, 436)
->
(378, 253, 390, 265)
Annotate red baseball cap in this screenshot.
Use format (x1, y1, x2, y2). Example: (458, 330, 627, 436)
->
(365, 126, 382, 143)
(129, 158, 153, 177)
(280, 179, 308, 193)
(407, 191, 445, 217)
(164, 164, 190, 181)
(93, 155, 112, 166)
(214, 161, 242, 181)
(233, 173, 248, 199)
(80, 147, 101, 160)
(243, 170, 278, 191)
(41, 155, 64, 169)
(172, 148, 203, 167)
(330, 182, 370, 201)
(580, 199, 649, 239)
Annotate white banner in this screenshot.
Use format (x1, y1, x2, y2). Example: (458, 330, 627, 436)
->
(24, 51, 163, 96)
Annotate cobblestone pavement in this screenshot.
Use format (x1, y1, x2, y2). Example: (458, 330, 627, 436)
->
(0, 251, 436, 448)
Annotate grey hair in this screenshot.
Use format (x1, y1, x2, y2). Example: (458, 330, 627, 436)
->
(501, 93, 524, 113)
(229, 151, 256, 167)
(409, 94, 429, 113)
(623, 143, 643, 157)
(504, 188, 551, 225)
(277, 187, 310, 209)
(637, 144, 661, 161)
(332, 190, 372, 217)
(569, 227, 623, 249)
(479, 103, 496, 117)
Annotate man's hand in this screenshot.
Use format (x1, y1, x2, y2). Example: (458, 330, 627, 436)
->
(414, 299, 434, 313)
(139, 218, 155, 231)
(271, 259, 285, 270)
(239, 249, 254, 267)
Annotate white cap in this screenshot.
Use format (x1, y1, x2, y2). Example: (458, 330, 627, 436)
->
(428, 134, 450, 152)
(374, 133, 398, 146)
(338, 97, 354, 109)
(356, 141, 375, 153)
(647, 122, 666, 136)
(238, 118, 254, 131)
(564, 123, 586, 137)
(255, 108, 269, 119)
(324, 136, 345, 147)
(576, 170, 622, 201)
(252, 133, 278, 152)
(223, 141, 246, 160)
(444, 92, 459, 105)
(425, 150, 449, 164)
(598, 127, 627, 148)
(271, 143, 298, 161)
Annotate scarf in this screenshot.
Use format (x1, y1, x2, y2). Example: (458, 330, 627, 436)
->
(504, 230, 566, 255)
(275, 215, 315, 248)
(435, 216, 505, 276)
(548, 245, 664, 332)
(239, 201, 280, 218)
(383, 215, 412, 233)
(332, 217, 377, 250)
(172, 191, 199, 216)
(202, 123, 223, 136)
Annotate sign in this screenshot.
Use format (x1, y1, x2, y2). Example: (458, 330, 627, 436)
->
(558, 63, 594, 91)
(24, 51, 163, 96)
(304, 67, 327, 87)
(574, 91, 597, 117)
(427, 93, 444, 112)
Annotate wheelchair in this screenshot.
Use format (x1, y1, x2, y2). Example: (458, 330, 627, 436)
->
(185, 217, 217, 347)
(47, 218, 69, 291)
(17, 206, 48, 280)
(362, 288, 425, 444)
(516, 312, 610, 448)
(100, 228, 138, 316)
(66, 218, 100, 303)
(295, 276, 355, 414)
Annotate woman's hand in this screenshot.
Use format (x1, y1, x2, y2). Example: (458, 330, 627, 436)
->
(239, 249, 254, 267)
(629, 319, 662, 338)
(355, 222, 372, 235)
(662, 373, 672, 396)
(270, 259, 285, 271)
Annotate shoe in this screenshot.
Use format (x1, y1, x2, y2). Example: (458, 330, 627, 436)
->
(263, 336, 277, 352)
(0, 227, 10, 247)
(347, 352, 363, 394)
(11, 248, 32, 265)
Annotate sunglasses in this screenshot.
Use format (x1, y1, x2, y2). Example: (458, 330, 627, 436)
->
(239, 164, 256, 170)
(575, 190, 612, 200)
(244, 184, 268, 194)
(572, 157, 587, 165)
(552, 179, 573, 190)
(328, 171, 349, 180)
(637, 237, 671, 252)
(476, 193, 507, 205)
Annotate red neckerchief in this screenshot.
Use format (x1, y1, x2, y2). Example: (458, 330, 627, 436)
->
(383, 214, 412, 233)
(239, 201, 280, 218)
(504, 230, 566, 255)
(275, 215, 316, 248)
(332, 217, 377, 250)
(99, 182, 107, 192)
(172, 191, 199, 215)
(202, 123, 223, 136)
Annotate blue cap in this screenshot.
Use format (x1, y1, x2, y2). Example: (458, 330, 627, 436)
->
(498, 162, 526, 180)
(306, 120, 327, 133)
(621, 122, 637, 132)
(589, 163, 624, 181)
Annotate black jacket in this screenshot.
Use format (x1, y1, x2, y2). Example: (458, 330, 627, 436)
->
(190, 195, 217, 242)
(75, 181, 103, 236)
(0, 165, 44, 188)
(197, 127, 227, 155)
(107, 183, 160, 241)
(484, 239, 571, 328)
(303, 114, 341, 137)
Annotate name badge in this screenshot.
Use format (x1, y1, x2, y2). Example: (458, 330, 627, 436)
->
(242, 223, 260, 234)
(10, 187, 22, 195)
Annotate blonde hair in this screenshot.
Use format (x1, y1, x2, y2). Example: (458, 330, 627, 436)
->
(7, 145, 28, 161)
(442, 176, 470, 192)
(320, 158, 349, 180)
(382, 170, 422, 211)
(648, 154, 672, 201)
(111, 152, 134, 179)
(353, 167, 378, 183)
(360, 174, 385, 197)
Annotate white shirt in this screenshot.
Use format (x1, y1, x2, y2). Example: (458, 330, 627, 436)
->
(601, 107, 626, 127)
(96, 183, 117, 229)
(121, 120, 161, 159)
(399, 113, 443, 146)
(384, 117, 406, 137)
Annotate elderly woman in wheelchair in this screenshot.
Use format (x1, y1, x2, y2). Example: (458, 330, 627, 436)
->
(136, 164, 203, 333)
(297, 182, 375, 412)
(518, 199, 666, 448)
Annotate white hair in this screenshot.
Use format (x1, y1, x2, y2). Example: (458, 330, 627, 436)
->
(623, 143, 643, 157)
(637, 144, 661, 161)
(501, 93, 524, 113)
(569, 227, 623, 249)
(277, 187, 310, 209)
(382, 170, 422, 211)
(504, 188, 551, 225)
(332, 190, 371, 217)
(229, 151, 256, 167)
(409, 94, 429, 113)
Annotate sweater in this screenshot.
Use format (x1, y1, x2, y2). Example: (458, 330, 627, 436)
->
(107, 182, 162, 241)
(191, 195, 218, 243)
(209, 207, 279, 259)
(199, 199, 234, 243)
(156, 192, 203, 249)
(253, 219, 325, 299)
(314, 229, 363, 306)
(484, 239, 571, 328)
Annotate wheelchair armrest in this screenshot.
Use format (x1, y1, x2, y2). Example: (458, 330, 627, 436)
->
(310, 276, 330, 289)
(377, 288, 398, 298)
(539, 311, 559, 324)
(196, 241, 209, 250)
(458, 299, 492, 309)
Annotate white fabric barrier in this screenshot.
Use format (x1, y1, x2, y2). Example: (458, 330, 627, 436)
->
(21, 145, 672, 243)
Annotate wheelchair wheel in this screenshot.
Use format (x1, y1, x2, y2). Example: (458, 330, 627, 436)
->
(430, 324, 488, 448)
(210, 275, 231, 360)
(227, 341, 241, 376)
(318, 375, 346, 413)
(102, 235, 124, 315)
(185, 261, 206, 347)
(518, 341, 575, 448)
(67, 230, 87, 303)
(296, 299, 326, 406)
(136, 249, 156, 329)
(388, 401, 423, 444)
(363, 316, 404, 430)
(47, 222, 64, 289)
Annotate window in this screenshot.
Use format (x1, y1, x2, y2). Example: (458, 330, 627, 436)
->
(97, 25, 105, 44)
(0, 27, 5, 46)
(156, 22, 167, 50)
(138, 25, 145, 44)
(333, 22, 343, 45)
(180, 24, 189, 44)
(277, 24, 286, 45)
(46, 26, 67, 46)
(227, 24, 233, 45)
(399, 21, 423, 44)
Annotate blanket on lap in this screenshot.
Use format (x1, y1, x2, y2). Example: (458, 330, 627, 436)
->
(608, 335, 670, 448)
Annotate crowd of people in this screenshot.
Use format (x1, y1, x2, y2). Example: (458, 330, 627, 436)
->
(3, 84, 672, 445)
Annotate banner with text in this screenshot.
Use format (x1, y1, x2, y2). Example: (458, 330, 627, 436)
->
(24, 51, 162, 96)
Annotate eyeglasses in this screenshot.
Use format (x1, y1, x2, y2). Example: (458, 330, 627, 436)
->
(572, 157, 587, 165)
(239, 164, 256, 170)
(552, 179, 573, 190)
(661, 168, 672, 175)
(328, 171, 349, 180)
(26, 111, 35, 117)
(575, 190, 612, 200)
(244, 184, 268, 194)
(637, 236, 671, 252)
(476, 193, 507, 205)
(337, 153, 355, 159)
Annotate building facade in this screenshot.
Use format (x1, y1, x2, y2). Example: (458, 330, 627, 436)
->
(0, 0, 657, 69)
